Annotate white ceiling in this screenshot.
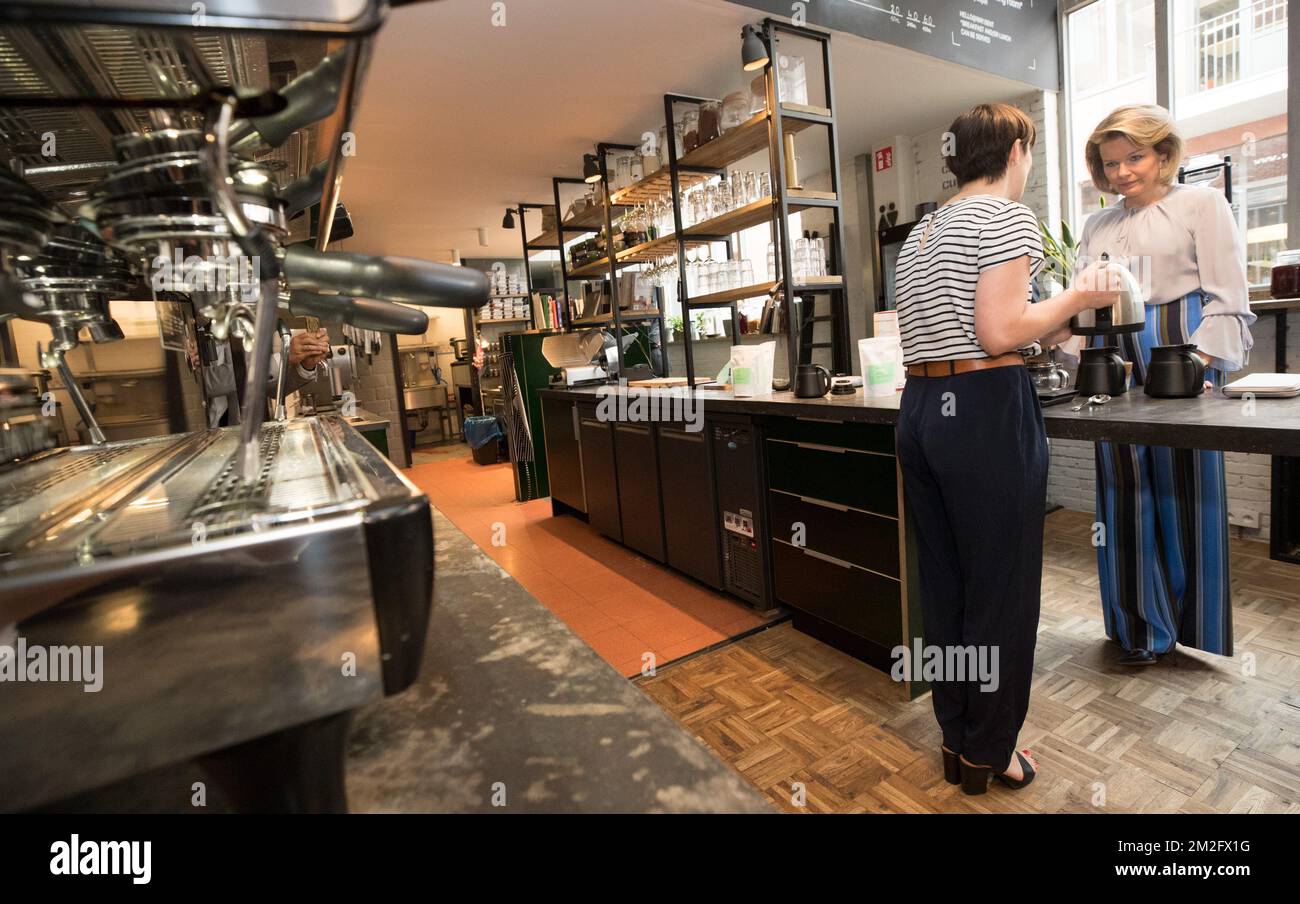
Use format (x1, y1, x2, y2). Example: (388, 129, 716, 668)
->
(340, 0, 1030, 262)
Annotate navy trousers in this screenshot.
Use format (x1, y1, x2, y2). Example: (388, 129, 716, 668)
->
(896, 365, 1048, 769)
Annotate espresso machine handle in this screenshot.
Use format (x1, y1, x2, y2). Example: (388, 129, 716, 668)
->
(278, 161, 331, 218)
(283, 244, 490, 309)
(229, 49, 349, 149)
(288, 290, 429, 335)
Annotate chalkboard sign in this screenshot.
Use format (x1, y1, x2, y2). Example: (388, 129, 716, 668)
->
(732, 0, 1060, 92)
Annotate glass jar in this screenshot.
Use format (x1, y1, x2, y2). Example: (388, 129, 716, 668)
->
(698, 100, 722, 145)
(1271, 250, 1300, 299)
(721, 91, 749, 132)
(680, 109, 700, 152)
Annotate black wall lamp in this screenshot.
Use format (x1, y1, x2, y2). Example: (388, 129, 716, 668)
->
(742, 24, 769, 71)
(502, 207, 515, 229)
(582, 153, 602, 183)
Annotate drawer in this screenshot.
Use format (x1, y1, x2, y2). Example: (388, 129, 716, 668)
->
(771, 538, 903, 647)
(765, 438, 897, 517)
(767, 489, 900, 578)
(762, 417, 896, 455)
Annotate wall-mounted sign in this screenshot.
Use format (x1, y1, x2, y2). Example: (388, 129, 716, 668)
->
(874, 146, 894, 171)
(731, 0, 1060, 92)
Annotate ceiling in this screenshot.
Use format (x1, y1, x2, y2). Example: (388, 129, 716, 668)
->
(340, 0, 1030, 262)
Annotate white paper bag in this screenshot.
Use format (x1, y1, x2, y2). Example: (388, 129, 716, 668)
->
(730, 341, 776, 397)
(859, 337, 900, 398)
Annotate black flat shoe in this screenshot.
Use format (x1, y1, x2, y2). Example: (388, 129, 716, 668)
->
(1118, 649, 1158, 666)
(941, 746, 961, 785)
(992, 749, 1037, 790)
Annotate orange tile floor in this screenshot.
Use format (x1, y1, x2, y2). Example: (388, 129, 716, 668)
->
(405, 445, 779, 677)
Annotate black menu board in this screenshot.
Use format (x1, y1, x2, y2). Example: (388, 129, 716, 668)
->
(732, 0, 1060, 91)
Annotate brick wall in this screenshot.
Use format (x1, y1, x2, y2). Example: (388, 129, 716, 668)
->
(344, 331, 409, 468)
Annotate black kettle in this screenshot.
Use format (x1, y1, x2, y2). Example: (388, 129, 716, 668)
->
(1145, 344, 1205, 398)
(794, 363, 831, 398)
(1076, 346, 1127, 396)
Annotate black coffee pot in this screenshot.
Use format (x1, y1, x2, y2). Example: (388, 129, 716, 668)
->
(794, 363, 831, 398)
(1076, 346, 1127, 396)
(1145, 344, 1205, 398)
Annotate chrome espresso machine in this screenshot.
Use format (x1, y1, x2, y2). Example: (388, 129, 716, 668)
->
(0, 0, 487, 812)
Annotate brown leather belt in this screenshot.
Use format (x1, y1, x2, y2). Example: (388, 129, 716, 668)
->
(906, 352, 1025, 378)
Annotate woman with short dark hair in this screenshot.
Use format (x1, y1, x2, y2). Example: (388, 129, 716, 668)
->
(895, 103, 1116, 795)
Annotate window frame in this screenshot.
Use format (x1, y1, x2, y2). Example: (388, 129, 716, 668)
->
(1060, 0, 1296, 274)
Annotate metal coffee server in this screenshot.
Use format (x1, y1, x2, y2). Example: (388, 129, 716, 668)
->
(1070, 253, 1146, 336)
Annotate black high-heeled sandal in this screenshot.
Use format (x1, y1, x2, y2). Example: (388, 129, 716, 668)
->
(941, 746, 961, 785)
(958, 755, 992, 795)
(993, 749, 1037, 790)
(959, 750, 1038, 795)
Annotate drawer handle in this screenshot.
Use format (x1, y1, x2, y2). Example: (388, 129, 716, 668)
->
(580, 419, 604, 427)
(800, 495, 850, 512)
(794, 440, 849, 454)
(661, 430, 703, 444)
(803, 548, 855, 570)
(616, 424, 649, 435)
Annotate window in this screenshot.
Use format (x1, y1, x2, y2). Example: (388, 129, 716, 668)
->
(1065, 0, 1290, 290)
(1172, 0, 1289, 288)
(1066, 0, 1158, 222)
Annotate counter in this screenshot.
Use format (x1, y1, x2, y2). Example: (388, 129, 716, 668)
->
(35, 509, 771, 814)
(536, 382, 1300, 695)
(540, 384, 1300, 455)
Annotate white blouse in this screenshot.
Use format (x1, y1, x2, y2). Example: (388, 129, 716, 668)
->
(1077, 183, 1255, 371)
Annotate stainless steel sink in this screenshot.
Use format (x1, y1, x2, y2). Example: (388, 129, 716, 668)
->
(403, 385, 445, 411)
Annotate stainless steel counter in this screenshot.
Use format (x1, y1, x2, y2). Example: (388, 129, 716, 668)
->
(0, 415, 434, 812)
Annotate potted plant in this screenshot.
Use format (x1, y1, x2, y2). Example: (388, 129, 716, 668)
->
(667, 314, 683, 342)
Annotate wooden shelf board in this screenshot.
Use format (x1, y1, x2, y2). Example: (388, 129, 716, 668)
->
(560, 203, 618, 231)
(477, 317, 532, 324)
(526, 227, 560, 249)
(571, 309, 661, 326)
(686, 281, 778, 307)
(568, 232, 710, 278)
(780, 101, 832, 118)
(676, 110, 816, 170)
(609, 167, 712, 206)
(682, 193, 837, 239)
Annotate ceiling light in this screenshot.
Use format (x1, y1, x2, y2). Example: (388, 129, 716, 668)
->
(742, 24, 769, 72)
(583, 153, 602, 183)
(502, 208, 515, 229)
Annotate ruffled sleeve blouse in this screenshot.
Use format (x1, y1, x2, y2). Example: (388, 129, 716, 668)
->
(1077, 183, 1255, 371)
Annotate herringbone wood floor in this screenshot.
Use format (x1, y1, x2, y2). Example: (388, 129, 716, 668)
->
(636, 509, 1300, 813)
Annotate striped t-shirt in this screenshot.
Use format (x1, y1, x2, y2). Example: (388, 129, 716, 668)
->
(896, 195, 1044, 365)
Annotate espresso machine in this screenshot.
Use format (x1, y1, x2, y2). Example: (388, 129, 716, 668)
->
(0, 0, 489, 812)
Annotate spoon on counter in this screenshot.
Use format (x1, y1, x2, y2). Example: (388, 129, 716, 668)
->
(1072, 393, 1112, 411)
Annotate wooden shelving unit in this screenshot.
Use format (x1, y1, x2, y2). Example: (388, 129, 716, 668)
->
(530, 20, 847, 382)
(662, 23, 849, 385)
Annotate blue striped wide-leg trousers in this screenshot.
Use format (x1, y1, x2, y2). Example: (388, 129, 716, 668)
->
(1089, 291, 1233, 656)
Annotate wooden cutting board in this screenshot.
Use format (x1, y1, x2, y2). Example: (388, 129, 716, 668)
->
(627, 377, 715, 388)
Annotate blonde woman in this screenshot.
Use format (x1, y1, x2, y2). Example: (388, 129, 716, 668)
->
(1079, 104, 1255, 666)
